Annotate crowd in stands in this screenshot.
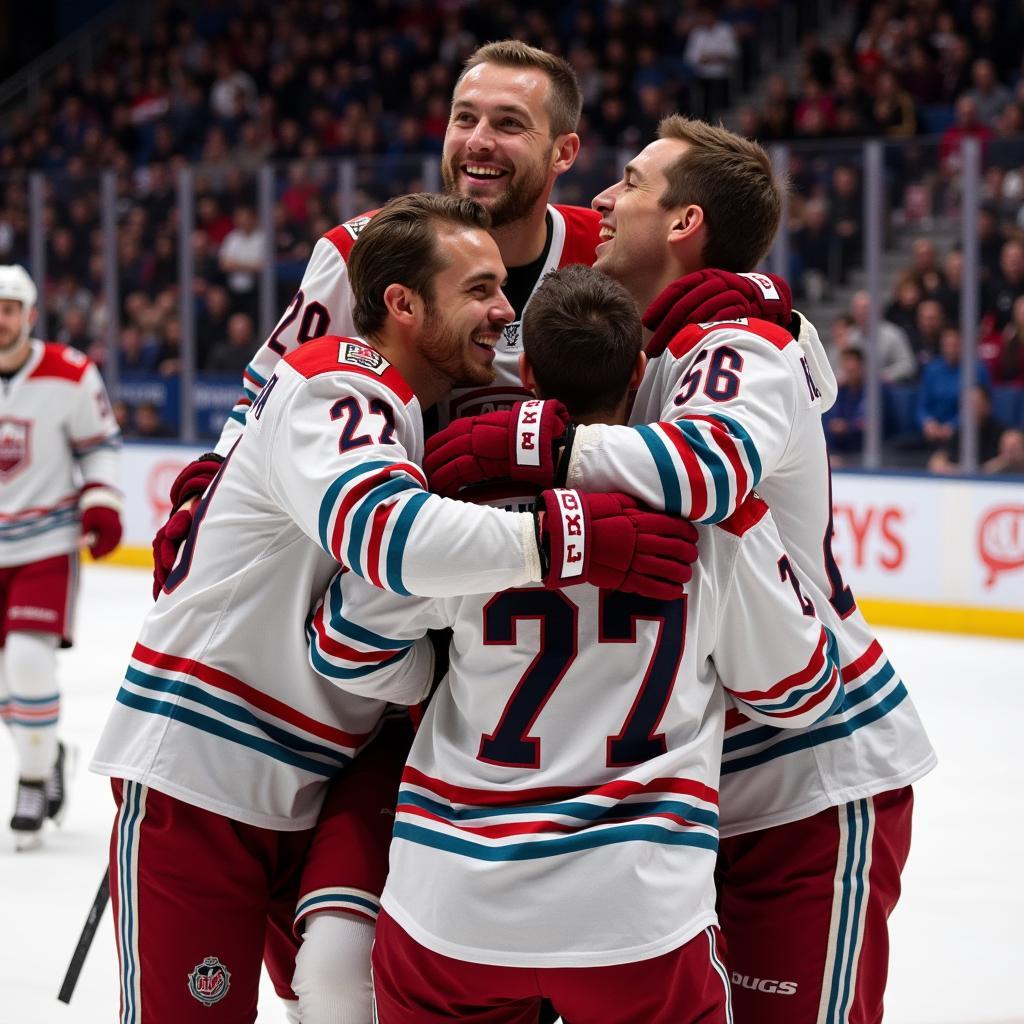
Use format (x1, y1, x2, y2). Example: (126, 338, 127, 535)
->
(0, 0, 1021, 472)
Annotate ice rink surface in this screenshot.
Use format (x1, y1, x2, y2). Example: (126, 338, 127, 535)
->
(1, 564, 1021, 1024)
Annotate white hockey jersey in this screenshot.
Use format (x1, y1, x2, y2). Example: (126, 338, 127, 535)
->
(565, 316, 936, 836)
(308, 495, 843, 967)
(91, 336, 541, 830)
(0, 341, 120, 567)
(216, 204, 602, 454)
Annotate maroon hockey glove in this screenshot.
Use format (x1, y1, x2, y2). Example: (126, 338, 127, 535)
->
(151, 452, 224, 598)
(643, 269, 794, 358)
(81, 504, 123, 560)
(535, 489, 699, 599)
(424, 399, 573, 498)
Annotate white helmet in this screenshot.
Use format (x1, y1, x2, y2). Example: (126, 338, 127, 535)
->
(0, 265, 37, 309)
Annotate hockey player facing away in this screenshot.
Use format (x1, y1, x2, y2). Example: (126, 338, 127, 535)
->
(425, 119, 937, 1024)
(0, 265, 122, 849)
(91, 194, 698, 1024)
(305, 264, 844, 1024)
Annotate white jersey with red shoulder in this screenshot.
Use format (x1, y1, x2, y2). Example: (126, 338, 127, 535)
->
(215, 205, 602, 455)
(304, 494, 842, 968)
(565, 316, 936, 836)
(0, 340, 120, 567)
(91, 336, 540, 830)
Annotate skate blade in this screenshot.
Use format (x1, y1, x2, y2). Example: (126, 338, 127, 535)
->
(14, 832, 43, 852)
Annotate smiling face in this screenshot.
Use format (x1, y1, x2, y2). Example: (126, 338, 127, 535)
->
(418, 226, 514, 388)
(442, 63, 560, 228)
(0, 299, 30, 353)
(591, 137, 691, 303)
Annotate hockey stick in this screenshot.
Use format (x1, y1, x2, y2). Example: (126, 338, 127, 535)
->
(58, 866, 110, 1004)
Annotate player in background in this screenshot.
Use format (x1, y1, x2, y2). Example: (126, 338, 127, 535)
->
(0, 265, 122, 849)
(424, 118, 937, 1024)
(306, 265, 843, 1024)
(90, 195, 696, 1023)
(152, 40, 785, 590)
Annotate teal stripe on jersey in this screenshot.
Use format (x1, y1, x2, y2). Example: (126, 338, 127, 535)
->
(244, 363, 268, 387)
(393, 820, 719, 861)
(703, 411, 762, 486)
(635, 424, 682, 516)
(399, 790, 719, 830)
(323, 574, 412, 650)
(124, 666, 349, 765)
(677, 420, 730, 523)
(317, 460, 396, 556)
(751, 633, 838, 714)
(117, 781, 144, 1024)
(228, 409, 247, 424)
(346, 477, 422, 577)
(295, 892, 381, 919)
(307, 623, 410, 681)
(115, 688, 343, 777)
(722, 681, 908, 775)
(0, 508, 78, 539)
(386, 491, 431, 596)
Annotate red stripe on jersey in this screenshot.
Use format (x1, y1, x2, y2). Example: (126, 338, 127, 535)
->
(667, 317, 796, 360)
(717, 495, 770, 538)
(685, 413, 749, 504)
(733, 627, 828, 702)
(659, 423, 709, 521)
(551, 205, 602, 268)
(132, 642, 373, 747)
(309, 607, 397, 664)
(330, 462, 425, 562)
(402, 765, 718, 808)
(365, 500, 399, 589)
(842, 639, 884, 683)
(71, 430, 116, 452)
(28, 342, 90, 383)
(286, 336, 416, 403)
(768, 665, 840, 719)
(724, 707, 750, 731)
(0, 494, 78, 521)
(323, 209, 380, 259)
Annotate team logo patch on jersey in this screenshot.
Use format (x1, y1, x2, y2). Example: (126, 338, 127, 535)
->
(339, 342, 388, 375)
(342, 215, 371, 240)
(502, 321, 521, 350)
(188, 956, 231, 1006)
(0, 418, 31, 479)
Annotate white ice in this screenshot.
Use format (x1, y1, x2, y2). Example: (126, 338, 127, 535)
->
(0, 565, 1021, 1024)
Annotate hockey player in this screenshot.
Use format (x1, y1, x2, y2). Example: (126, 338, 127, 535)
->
(0, 264, 121, 849)
(306, 265, 844, 1024)
(91, 194, 697, 1023)
(423, 118, 937, 1024)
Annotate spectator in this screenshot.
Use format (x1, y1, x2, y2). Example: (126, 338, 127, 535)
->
(939, 96, 993, 177)
(909, 299, 947, 366)
(872, 69, 917, 136)
(916, 326, 992, 450)
(791, 198, 835, 300)
(965, 58, 1012, 127)
(983, 294, 1024, 386)
(684, 4, 739, 119)
(111, 399, 133, 436)
(983, 428, 1024, 474)
(932, 249, 963, 323)
(204, 312, 257, 374)
(830, 165, 862, 280)
(823, 347, 866, 461)
(219, 205, 265, 319)
(849, 289, 918, 383)
(55, 306, 92, 353)
(118, 326, 160, 374)
(197, 285, 233, 368)
(983, 239, 1024, 332)
(885, 273, 924, 339)
(134, 400, 176, 439)
(927, 385, 1012, 474)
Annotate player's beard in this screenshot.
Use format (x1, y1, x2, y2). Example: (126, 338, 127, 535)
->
(442, 152, 550, 229)
(419, 302, 496, 389)
(0, 321, 27, 353)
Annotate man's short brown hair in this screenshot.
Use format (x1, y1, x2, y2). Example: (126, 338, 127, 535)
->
(458, 41, 583, 138)
(522, 265, 641, 418)
(349, 193, 490, 337)
(658, 115, 784, 271)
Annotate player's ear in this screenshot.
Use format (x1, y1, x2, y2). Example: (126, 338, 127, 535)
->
(26, 306, 38, 329)
(668, 204, 704, 245)
(551, 133, 581, 176)
(629, 351, 647, 391)
(518, 352, 538, 394)
(383, 283, 419, 327)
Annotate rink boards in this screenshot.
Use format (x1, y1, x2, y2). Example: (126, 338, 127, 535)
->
(103, 442, 1024, 639)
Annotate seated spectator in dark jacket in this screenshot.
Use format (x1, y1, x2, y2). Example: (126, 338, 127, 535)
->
(982, 294, 1024, 386)
(917, 327, 993, 449)
(885, 273, 924, 338)
(197, 285, 233, 368)
(118, 326, 160, 374)
(928, 386, 1016, 473)
(909, 299, 947, 366)
(983, 239, 1024, 332)
(823, 347, 866, 462)
(134, 400, 176, 439)
(205, 312, 257, 375)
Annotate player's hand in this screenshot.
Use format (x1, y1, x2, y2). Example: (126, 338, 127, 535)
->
(424, 400, 573, 497)
(81, 505, 122, 560)
(643, 269, 794, 358)
(151, 453, 224, 599)
(535, 489, 699, 599)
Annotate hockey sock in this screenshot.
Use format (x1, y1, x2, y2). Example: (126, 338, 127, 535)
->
(0, 648, 11, 730)
(6, 631, 60, 781)
(291, 910, 376, 1024)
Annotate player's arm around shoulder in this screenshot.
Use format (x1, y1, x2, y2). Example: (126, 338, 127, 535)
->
(263, 338, 540, 598)
(307, 565, 452, 703)
(566, 318, 822, 524)
(710, 495, 842, 729)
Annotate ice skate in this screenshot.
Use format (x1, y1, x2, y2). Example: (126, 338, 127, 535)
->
(45, 741, 74, 824)
(11, 779, 46, 851)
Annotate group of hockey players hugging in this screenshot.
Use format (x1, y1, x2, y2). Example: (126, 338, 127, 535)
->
(8, 39, 936, 1024)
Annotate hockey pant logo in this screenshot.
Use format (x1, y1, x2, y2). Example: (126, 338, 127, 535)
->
(188, 956, 231, 1006)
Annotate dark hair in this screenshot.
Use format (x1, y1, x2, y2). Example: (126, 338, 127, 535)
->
(458, 41, 583, 137)
(349, 193, 490, 337)
(657, 115, 783, 271)
(522, 265, 641, 418)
